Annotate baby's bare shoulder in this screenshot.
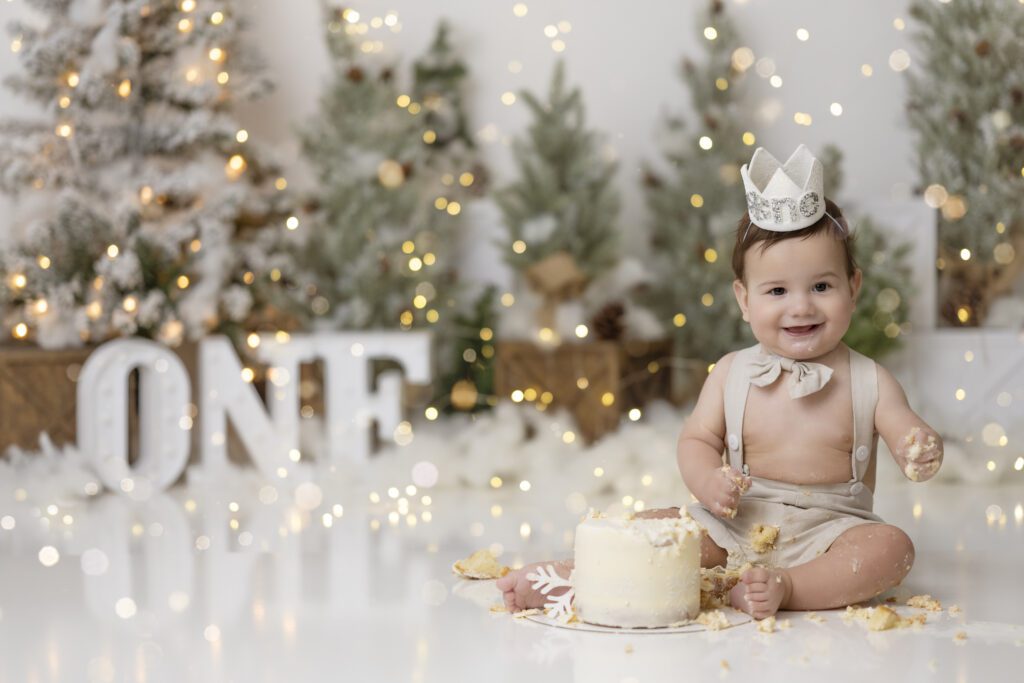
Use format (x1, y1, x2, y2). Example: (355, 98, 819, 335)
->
(874, 362, 908, 402)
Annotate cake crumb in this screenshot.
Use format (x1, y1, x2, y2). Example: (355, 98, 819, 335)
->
(700, 566, 743, 609)
(954, 631, 967, 644)
(756, 616, 776, 633)
(720, 659, 730, 671)
(948, 604, 963, 617)
(511, 608, 543, 619)
(624, 644, 634, 654)
(885, 596, 898, 603)
(804, 612, 825, 625)
(867, 606, 902, 632)
(490, 605, 508, 614)
(454, 549, 510, 579)
(749, 524, 780, 553)
(777, 618, 792, 630)
(846, 605, 921, 631)
(697, 609, 730, 631)
(907, 594, 942, 611)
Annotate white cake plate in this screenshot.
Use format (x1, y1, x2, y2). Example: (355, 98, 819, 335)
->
(524, 608, 752, 634)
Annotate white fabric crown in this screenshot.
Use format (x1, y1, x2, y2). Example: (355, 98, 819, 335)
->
(740, 144, 825, 232)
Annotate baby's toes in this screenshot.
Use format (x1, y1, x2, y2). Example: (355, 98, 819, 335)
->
(495, 573, 516, 592)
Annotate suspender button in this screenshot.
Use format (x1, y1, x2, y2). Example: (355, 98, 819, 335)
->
(850, 482, 865, 495)
(728, 434, 739, 451)
(855, 446, 869, 461)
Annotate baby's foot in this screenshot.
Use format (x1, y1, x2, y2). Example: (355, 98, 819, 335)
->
(729, 566, 792, 620)
(495, 560, 570, 612)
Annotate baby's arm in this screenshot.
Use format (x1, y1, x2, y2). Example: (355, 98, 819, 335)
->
(677, 352, 751, 517)
(875, 364, 943, 482)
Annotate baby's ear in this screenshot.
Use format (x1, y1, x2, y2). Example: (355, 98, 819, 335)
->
(733, 279, 750, 322)
(850, 268, 863, 302)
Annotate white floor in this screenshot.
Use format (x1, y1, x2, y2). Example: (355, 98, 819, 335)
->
(1, 467, 1023, 683)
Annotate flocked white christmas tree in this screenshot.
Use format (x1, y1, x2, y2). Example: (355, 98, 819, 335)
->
(0, 0, 300, 349)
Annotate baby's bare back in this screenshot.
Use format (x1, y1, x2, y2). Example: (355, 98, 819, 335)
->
(742, 352, 861, 486)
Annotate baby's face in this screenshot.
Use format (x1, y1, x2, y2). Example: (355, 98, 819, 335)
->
(733, 231, 861, 361)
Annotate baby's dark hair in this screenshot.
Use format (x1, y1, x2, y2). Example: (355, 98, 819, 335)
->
(730, 197, 858, 282)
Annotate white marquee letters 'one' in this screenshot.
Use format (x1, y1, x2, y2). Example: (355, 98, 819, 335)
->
(76, 333, 432, 494)
(77, 338, 192, 491)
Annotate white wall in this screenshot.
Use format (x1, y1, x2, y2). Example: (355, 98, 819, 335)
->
(1, 0, 921, 285)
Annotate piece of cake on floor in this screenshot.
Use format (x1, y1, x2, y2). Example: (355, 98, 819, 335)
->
(572, 511, 702, 628)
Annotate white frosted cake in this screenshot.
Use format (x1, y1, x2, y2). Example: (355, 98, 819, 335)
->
(572, 512, 702, 628)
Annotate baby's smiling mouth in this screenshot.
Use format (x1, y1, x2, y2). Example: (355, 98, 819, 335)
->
(783, 324, 821, 335)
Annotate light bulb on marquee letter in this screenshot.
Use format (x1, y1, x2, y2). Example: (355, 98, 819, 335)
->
(76, 339, 191, 493)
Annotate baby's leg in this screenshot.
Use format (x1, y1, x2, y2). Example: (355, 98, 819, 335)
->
(730, 523, 914, 618)
(701, 533, 728, 568)
(784, 523, 914, 610)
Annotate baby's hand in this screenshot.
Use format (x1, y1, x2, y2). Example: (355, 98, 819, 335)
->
(899, 427, 943, 482)
(696, 465, 751, 519)
(495, 560, 571, 612)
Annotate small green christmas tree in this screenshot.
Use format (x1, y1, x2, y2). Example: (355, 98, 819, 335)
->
(296, 6, 459, 337)
(0, 0, 298, 349)
(412, 21, 496, 410)
(495, 60, 620, 279)
(435, 286, 498, 413)
(642, 0, 754, 365)
(906, 0, 1024, 326)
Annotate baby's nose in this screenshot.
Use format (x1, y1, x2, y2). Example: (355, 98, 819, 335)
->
(790, 293, 817, 315)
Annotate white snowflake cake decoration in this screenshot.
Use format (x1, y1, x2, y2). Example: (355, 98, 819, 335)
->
(526, 565, 575, 623)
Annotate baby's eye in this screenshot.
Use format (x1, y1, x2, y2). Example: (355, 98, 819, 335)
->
(813, 282, 831, 292)
(768, 287, 786, 296)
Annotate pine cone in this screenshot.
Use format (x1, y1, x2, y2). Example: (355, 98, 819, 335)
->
(346, 67, 364, 83)
(592, 302, 626, 341)
(643, 171, 663, 188)
(974, 40, 991, 57)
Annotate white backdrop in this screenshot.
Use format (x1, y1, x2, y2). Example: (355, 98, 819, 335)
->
(0, 0, 921, 291)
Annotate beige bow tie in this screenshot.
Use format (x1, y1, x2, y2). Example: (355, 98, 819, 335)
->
(749, 351, 833, 399)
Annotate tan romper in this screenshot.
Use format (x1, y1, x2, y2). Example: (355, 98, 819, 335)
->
(686, 343, 885, 570)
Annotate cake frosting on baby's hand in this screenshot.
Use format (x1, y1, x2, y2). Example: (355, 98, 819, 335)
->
(898, 427, 943, 482)
(695, 465, 751, 519)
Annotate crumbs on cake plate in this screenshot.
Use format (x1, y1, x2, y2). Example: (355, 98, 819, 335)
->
(696, 610, 731, 631)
